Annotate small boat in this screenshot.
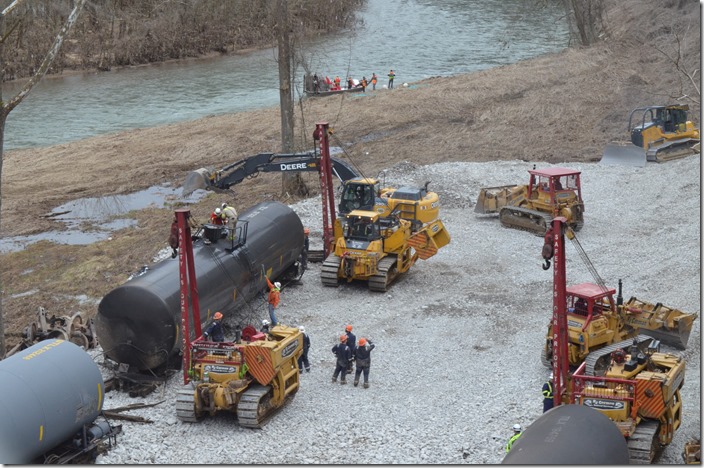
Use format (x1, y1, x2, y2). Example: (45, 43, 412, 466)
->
(303, 74, 365, 97)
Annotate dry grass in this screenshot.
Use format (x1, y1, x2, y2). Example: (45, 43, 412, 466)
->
(0, 0, 699, 350)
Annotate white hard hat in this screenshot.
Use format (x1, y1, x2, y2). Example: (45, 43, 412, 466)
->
(215, 208, 222, 215)
(221, 203, 227, 209)
(298, 326, 305, 333)
(549, 372, 554, 380)
(513, 424, 522, 432)
(274, 282, 281, 289)
(262, 319, 270, 326)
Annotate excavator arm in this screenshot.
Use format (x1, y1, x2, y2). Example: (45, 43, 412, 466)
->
(182, 152, 359, 196)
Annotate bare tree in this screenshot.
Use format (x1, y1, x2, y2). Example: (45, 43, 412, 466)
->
(562, 0, 605, 46)
(0, 0, 86, 359)
(275, 0, 305, 196)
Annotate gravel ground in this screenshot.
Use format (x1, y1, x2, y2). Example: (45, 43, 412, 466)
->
(94, 156, 700, 464)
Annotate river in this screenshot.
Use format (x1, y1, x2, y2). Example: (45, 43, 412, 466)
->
(3, 0, 569, 150)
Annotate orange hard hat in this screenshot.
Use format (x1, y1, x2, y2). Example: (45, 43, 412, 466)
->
(358, 338, 367, 346)
(345, 324, 353, 332)
(340, 334, 347, 342)
(214, 312, 223, 320)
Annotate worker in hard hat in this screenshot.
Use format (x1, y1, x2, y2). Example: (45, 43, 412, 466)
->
(353, 337, 375, 388)
(331, 334, 352, 384)
(344, 324, 356, 374)
(506, 424, 523, 453)
(210, 207, 225, 225)
(203, 312, 225, 342)
(264, 274, 281, 326)
(543, 373, 554, 413)
(221, 202, 238, 241)
(260, 319, 271, 334)
(297, 326, 311, 373)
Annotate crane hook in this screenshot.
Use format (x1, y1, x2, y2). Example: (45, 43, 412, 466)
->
(542, 258, 551, 270)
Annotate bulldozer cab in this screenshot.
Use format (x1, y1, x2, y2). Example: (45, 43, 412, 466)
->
(629, 105, 692, 146)
(343, 210, 381, 241)
(567, 283, 617, 320)
(527, 168, 582, 208)
(339, 179, 380, 215)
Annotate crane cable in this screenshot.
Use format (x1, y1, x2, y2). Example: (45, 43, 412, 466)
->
(568, 232, 609, 293)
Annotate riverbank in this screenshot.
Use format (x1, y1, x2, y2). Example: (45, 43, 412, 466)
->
(0, 0, 700, 343)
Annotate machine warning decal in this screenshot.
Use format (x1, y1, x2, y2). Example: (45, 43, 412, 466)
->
(282, 341, 299, 358)
(204, 365, 236, 374)
(582, 398, 625, 410)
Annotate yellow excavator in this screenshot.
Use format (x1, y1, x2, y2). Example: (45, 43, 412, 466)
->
(601, 104, 700, 166)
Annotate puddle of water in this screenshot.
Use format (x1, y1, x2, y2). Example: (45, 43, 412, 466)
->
(0, 184, 208, 254)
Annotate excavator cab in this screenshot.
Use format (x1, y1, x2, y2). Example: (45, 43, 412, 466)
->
(338, 179, 380, 215)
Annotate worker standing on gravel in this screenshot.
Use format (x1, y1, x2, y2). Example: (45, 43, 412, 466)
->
(221, 202, 238, 241)
(298, 326, 311, 373)
(353, 337, 375, 388)
(332, 335, 352, 384)
(542, 373, 554, 413)
(265, 275, 281, 326)
(203, 312, 225, 342)
(387, 69, 395, 89)
(505, 424, 522, 453)
(345, 325, 356, 374)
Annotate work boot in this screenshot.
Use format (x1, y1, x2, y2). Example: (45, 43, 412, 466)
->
(299, 369, 303, 374)
(331, 377, 337, 383)
(354, 380, 359, 387)
(340, 379, 347, 385)
(363, 382, 369, 389)
(305, 367, 311, 373)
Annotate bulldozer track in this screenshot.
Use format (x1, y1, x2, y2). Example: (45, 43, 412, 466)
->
(321, 255, 341, 287)
(237, 384, 272, 429)
(647, 140, 699, 163)
(499, 206, 552, 236)
(368, 256, 398, 292)
(584, 335, 653, 376)
(175, 388, 199, 423)
(627, 420, 660, 464)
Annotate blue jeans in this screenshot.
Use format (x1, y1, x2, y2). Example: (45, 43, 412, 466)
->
(268, 303, 278, 326)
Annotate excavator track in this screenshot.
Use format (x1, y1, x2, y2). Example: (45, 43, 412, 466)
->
(584, 335, 653, 376)
(175, 388, 199, 423)
(627, 420, 661, 464)
(499, 206, 552, 236)
(237, 384, 273, 429)
(368, 256, 398, 292)
(321, 255, 341, 287)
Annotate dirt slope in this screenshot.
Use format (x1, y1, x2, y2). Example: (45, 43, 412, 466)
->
(0, 0, 700, 344)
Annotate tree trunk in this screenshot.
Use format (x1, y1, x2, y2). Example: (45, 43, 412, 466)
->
(276, 0, 304, 196)
(0, 0, 87, 359)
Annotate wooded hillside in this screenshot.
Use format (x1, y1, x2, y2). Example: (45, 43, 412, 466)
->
(2, 0, 365, 81)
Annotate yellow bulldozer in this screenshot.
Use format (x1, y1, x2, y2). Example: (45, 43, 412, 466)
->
(601, 104, 700, 166)
(322, 183, 451, 291)
(541, 280, 697, 376)
(474, 167, 584, 235)
(176, 325, 302, 428)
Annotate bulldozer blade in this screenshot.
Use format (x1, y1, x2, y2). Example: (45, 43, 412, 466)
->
(182, 168, 213, 197)
(639, 321, 693, 350)
(600, 144, 647, 167)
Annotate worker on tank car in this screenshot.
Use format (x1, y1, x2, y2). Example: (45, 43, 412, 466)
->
(543, 373, 554, 413)
(331, 335, 352, 384)
(345, 324, 356, 374)
(221, 202, 238, 241)
(203, 312, 225, 342)
(210, 207, 225, 225)
(297, 326, 311, 373)
(505, 424, 523, 453)
(265, 275, 281, 326)
(353, 337, 375, 388)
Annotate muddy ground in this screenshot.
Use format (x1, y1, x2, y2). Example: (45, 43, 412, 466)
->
(0, 0, 700, 348)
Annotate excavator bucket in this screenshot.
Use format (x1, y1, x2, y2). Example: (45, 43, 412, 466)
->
(182, 167, 213, 197)
(600, 143, 647, 167)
